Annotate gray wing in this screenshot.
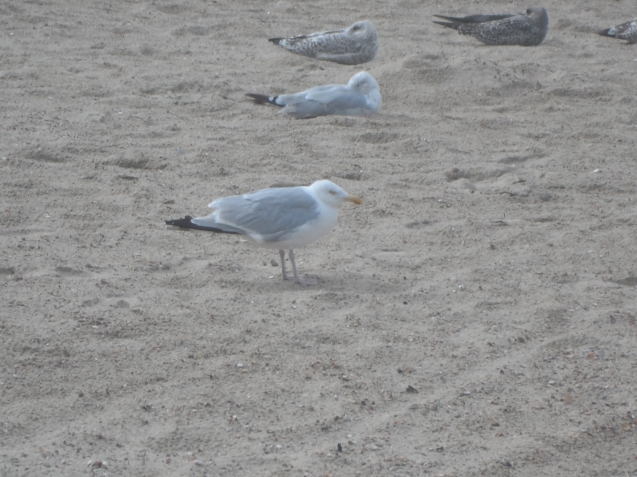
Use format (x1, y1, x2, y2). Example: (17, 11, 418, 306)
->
(460, 15, 542, 46)
(276, 85, 367, 119)
(275, 84, 356, 119)
(273, 87, 336, 119)
(277, 85, 340, 106)
(206, 187, 320, 243)
(306, 87, 369, 110)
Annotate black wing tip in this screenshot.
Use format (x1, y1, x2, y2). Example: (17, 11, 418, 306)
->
(433, 14, 472, 23)
(433, 20, 460, 30)
(597, 28, 614, 38)
(268, 37, 283, 44)
(434, 13, 513, 24)
(165, 215, 195, 228)
(246, 93, 281, 107)
(165, 217, 243, 235)
(245, 93, 269, 104)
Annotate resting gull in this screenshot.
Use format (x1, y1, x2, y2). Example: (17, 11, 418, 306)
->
(246, 71, 381, 119)
(165, 180, 362, 285)
(433, 7, 549, 46)
(598, 19, 637, 44)
(269, 20, 378, 65)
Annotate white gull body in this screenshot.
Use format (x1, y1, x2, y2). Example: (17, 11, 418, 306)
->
(165, 180, 362, 285)
(246, 71, 381, 119)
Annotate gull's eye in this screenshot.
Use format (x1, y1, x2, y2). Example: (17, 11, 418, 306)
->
(329, 189, 337, 195)
(526, 8, 531, 14)
(352, 25, 360, 31)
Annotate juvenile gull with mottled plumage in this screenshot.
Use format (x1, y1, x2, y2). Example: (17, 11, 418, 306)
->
(246, 71, 381, 119)
(165, 180, 362, 285)
(433, 7, 549, 46)
(598, 19, 637, 44)
(268, 20, 378, 65)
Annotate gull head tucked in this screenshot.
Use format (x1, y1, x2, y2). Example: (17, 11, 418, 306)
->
(345, 20, 378, 42)
(348, 71, 379, 95)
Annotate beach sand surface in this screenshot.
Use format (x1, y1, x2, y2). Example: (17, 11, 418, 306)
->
(1, 0, 636, 475)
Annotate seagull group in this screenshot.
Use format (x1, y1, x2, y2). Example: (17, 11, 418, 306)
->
(166, 7, 636, 285)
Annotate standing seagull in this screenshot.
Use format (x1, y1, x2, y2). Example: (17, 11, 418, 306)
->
(246, 71, 381, 119)
(269, 20, 378, 65)
(598, 19, 637, 44)
(433, 7, 549, 46)
(165, 180, 362, 285)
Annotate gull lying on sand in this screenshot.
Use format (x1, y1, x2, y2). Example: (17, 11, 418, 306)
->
(246, 71, 381, 119)
(433, 7, 549, 46)
(598, 19, 637, 44)
(165, 180, 362, 285)
(269, 20, 378, 65)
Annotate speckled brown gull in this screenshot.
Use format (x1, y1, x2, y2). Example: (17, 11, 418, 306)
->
(268, 20, 378, 65)
(434, 6, 549, 46)
(598, 19, 637, 44)
(246, 71, 381, 120)
(165, 180, 362, 286)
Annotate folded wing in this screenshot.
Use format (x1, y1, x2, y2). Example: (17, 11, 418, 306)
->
(207, 188, 320, 243)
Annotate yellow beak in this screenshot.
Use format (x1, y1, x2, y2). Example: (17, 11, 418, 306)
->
(345, 195, 363, 205)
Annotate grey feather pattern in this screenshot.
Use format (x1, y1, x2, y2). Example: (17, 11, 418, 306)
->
(598, 20, 637, 44)
(434, 7, 548, 46)
(269, 20, 378, 65)
(210, 188, 320, 243)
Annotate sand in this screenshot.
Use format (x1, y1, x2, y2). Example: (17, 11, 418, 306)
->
(1, 0, 636, 476)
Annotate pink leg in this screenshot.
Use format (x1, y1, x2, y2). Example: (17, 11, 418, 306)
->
(288, 249, 318, 286)
(279, 249, 289, 281)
